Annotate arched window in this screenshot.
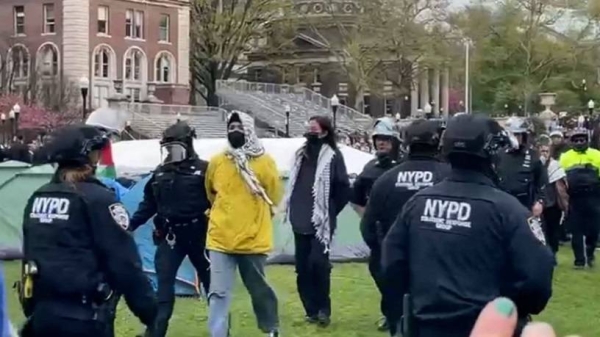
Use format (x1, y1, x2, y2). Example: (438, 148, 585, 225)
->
(94, 47, 111, 78)
(37, 44, 59, 76)
(155, 52, 174, 83)
(8, 45, 29, 79)
(125, 49, 143, 81)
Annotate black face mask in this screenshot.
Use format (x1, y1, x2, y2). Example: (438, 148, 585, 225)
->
(228, 131, 245, 149)
(376, 151, 394, 167)
(304, 132, 323, 144)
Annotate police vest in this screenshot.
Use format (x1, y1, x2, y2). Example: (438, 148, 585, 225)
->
(499, 149, 536, 198)
(152, 164, 209, 221)
(23, 182, 103, 298)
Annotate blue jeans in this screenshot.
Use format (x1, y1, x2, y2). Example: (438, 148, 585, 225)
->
(207, 250, 279, 337)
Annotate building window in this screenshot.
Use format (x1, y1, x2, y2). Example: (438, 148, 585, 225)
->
(93, 85, 110, 109)
(9, 46, 29, 79)
(38, 44, 59, 76)
(43, 4, 55, 34)
(97, 6, 109, 34)
(385, 97, 394, 115)
(127, 88, 141, 102)
(313, 69, 321, 83)
(94, 48, 111, 78)
(126, 10, 144, 39)
(125, 49, 143, 81)
(14, 6, 25, 36)
(155, 53, 173, 83)
(159, 14, 169, 42)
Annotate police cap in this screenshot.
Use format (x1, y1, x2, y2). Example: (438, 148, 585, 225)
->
(569, 128, 588, 139)
(161, 121, 196, 144)
(443, 114, 509, 159)
(40, 124, 109, 165)
(405, 119, 441, 147)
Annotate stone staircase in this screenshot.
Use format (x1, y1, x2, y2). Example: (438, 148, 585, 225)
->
(216, 80, 374, 136)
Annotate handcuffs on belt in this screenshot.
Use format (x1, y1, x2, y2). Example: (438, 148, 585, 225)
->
(165, 228, 176, 249)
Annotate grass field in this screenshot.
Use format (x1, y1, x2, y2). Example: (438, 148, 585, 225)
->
(2, 249, 599, 337)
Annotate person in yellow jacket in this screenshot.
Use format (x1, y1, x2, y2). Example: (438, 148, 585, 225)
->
(559, 128, 600, 269)
(205, 111, 282, 337)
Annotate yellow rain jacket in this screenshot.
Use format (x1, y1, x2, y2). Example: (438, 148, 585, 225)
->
(205, 152, 282, 254)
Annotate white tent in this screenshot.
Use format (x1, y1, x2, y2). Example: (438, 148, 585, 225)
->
(113, 138, 374, 176)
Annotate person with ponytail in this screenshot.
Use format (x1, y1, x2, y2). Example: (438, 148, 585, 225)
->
(19, 124, 157, 337)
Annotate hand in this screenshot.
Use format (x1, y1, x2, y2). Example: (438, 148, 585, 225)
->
(531, 202, 543, 217)
(470, 297, 560, 337)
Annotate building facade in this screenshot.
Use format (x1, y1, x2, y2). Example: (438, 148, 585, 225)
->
(245, 0, 451, 118)
(0, 0, 190, 108)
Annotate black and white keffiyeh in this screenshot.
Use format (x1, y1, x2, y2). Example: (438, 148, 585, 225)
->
(282, 144, 336, 252)
(225, 111, 273, 206)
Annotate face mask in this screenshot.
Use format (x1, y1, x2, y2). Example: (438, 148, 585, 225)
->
(540, 156, 547, 165)
(376, 151, 394, 167)
(304, 132, 322, 144)
(228, 131, 245, 149)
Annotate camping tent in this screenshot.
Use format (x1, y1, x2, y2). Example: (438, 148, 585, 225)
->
(0, 164, 55, 259)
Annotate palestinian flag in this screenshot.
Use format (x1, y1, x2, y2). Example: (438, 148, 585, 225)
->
(97, 141, 117, 178)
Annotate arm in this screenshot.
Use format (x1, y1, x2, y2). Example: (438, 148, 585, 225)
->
(532, 157, 548, 205)
(129, 175, 157, 231)
(332, 154, 350, 215)
(360, 175, 389, 246)
(349, 175, 368, 217)
(381, 202, 412, 324)
(261, 155, 283, 205)
(205, 159, 217, 205)
(88, 193, 157, 327)
(504, 209, 554, 315)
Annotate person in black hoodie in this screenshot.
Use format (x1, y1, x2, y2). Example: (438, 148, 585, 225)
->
(281, 115, 350, 327)
(8, 135, 31, 163)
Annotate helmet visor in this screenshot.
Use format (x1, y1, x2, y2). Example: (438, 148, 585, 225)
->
(160, 142, 188, 164)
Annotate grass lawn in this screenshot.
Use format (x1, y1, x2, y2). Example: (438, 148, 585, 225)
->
(2, 249, 598, 337)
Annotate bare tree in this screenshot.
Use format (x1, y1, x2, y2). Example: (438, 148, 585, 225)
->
(305, 0, 450, 111)
(190, 0, 296, 106)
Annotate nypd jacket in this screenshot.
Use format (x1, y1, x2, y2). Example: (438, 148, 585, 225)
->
(22, 177, 156, 326)
(382, 170, 554, 331)
(360, 156, 450, 247)
(350, 158, 398, 209)
(497, 147, 547, 208)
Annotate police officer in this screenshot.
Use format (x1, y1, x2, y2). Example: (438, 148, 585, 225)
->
(20, 124, 157, 336)
(382, 114, 554, 337)
(497, 117, 547, 218)
(350, 117, 400, 331)
(129, 121, 211, 337)
(361, 119, 450, 335)
(559, 128, 600, 269)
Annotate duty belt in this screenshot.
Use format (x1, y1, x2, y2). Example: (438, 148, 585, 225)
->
(164, 218, 202, 249)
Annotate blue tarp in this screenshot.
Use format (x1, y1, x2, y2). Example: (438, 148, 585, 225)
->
(120, 175, 199, 297)
(98, 177, 129, 201)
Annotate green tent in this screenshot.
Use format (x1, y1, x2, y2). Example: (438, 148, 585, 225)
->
(0, 160, 31, 186)
(0, 164, 55, 259)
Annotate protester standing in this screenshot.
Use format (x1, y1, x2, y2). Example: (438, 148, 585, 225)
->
(282, 115, 350, 327)
(205, 111, 282, 337)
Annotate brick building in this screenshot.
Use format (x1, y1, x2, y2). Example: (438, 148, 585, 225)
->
(0, 0, 191, 108)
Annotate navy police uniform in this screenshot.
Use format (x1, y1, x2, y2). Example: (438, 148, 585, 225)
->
(129, 121, 211, 337)
(497, 117, 547, 208)
(361, 119, 449, 334)
(20, 125, 157, 337)
(351, 117, 401, 331)
(382, 115, 554, 337)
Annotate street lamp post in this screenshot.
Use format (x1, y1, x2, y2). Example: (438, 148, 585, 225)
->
(331, 94, 340, 129)
(176, 112, 181, 122)
(79, 77, 89, 120)
(284, 104, 290, 138)
(588, 99, 595, 116)
(504, 103, 509, 115)
(13, 103, 20, 138)
(8, 109, 15, 141)
(0, 113, 5, 145)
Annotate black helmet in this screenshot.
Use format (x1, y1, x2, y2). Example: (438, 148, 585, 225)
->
(405, 119, 442, 147)
(39, 124, 109, 166)
(569, 128, 589, 139)
(443, 114, 510, 160)
(160, 121, 196, 164)
(160, 121, 196, 145)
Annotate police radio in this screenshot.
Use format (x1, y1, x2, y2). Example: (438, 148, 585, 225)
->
(15, 260, 39, 317)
